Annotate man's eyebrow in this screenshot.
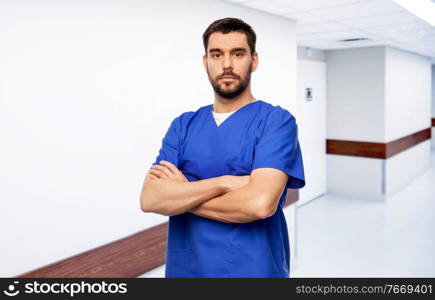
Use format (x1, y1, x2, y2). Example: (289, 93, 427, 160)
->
(231, 48, 247, 52)
(208, 47, 248, 53)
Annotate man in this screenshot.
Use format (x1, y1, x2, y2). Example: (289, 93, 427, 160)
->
(140, 17, 305, 278)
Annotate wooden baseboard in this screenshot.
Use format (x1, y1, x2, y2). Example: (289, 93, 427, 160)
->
(327, 127, 431, 159)
(17, 223, 168, 278)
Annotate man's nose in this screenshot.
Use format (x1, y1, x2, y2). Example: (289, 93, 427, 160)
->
(223, 54, 233, 69)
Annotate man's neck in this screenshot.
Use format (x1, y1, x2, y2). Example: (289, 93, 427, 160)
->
(213, 89, 256, 113)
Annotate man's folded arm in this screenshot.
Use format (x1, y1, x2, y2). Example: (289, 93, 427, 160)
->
(140, 172, 227, 216)
(189, 168, 288, 224)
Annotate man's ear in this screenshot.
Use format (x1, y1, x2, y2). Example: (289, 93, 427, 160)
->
(251, 52, 258, 72)
(202, 54, 208, 72)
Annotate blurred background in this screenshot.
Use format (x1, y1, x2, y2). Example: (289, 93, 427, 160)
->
(0, 0, 434, 278)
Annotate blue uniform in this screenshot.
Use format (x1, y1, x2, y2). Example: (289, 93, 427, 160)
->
(151, 100, 305, 278)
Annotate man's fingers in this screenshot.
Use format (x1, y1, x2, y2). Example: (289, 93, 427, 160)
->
(150, 169, 169, 178)
(159, 160, 181, 175)
(152, 165, 174, 178)
(149, 174, 159, 180)
(150, 161, 187, 182)
(146, 171, 159, 179)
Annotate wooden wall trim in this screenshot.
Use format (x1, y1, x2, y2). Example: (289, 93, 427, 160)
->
(326, 139, 386, 158)
(16, 190, 299, 278)
(432, 118, 435, 127)
(327, 127, 431, 159)
(386, 128, 431, 158)
(17, 223, 168, 278)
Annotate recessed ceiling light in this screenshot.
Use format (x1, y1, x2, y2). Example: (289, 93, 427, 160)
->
(338, 38, 371, 42)
(391, 0, 435, 26)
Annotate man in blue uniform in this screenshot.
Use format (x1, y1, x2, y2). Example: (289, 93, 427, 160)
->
(140, 17, 305, 278)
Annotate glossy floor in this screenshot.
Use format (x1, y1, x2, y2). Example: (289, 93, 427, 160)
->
(291, 150, 435, 277)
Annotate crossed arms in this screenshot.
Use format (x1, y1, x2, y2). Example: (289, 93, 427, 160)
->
(139, 160, 288, 223)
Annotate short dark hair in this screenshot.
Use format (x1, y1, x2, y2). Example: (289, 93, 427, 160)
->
(202, 17, 256, 55)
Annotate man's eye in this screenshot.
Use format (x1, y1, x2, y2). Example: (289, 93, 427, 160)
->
(235, 52, 243, 57)
(212, 54, 221, 58)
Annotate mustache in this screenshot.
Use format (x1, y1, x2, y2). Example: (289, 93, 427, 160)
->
(217, 72, 240, 80)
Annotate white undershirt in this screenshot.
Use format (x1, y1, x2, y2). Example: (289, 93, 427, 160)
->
(212, 110, 237, 126)
(212, 100, 258, 126)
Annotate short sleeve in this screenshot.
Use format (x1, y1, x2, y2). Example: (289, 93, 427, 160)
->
(252, 109, 305, 189)
(151, 116, 181, 169)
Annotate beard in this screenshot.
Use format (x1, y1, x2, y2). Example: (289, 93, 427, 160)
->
(207, 64, 252, 99)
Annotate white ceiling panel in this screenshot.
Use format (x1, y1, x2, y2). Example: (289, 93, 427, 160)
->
(356, 31, 388, 41)
(296, 21, 351, 34)
(274, 0, 370, 11)
(302, 29, 370, 41)
(296, 35, 324, 42)
(284, 11, 329, 24)
(334, 38, 392, 47)
(392, 33, 435, 43)
(390, 41, 435, 51)
(363, 22, 435, 42)
(298, 40, 352, 49)
(297, 40, 331, 47)
(308, 0, 404, 20)
(362, 21, 434, 35)
(338, 11, 421, 28)
(223, 0, 252, 3)
(242, 0, 296, 15)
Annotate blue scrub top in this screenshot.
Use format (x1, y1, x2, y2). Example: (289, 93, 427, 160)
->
(151, 100, 305, 278)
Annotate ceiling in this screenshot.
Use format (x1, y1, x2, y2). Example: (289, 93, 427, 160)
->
(222, 0, 435, 63)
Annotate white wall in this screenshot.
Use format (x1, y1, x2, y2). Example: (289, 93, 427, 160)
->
(325, 46, 432, 199)
(432, 65, 435, 118)
(327, 155, 384, 200)
(0, 0, 297, 276)
(325, 47, 385, 199)
(384, 47, 432, 194)
(385, 47, 432, 142)
(385, 140, 431, 196)
(297, 46, 325, 62)
(326, 47, 385, 142)
(296, 60, 327, 206)
(432, 65, 435, 150)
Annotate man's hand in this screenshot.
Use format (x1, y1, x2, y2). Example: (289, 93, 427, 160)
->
(149, 160, 188, 182)
(141, 160, 254, 218)
(221, 175, 250, 192)
(149, 160, 250, 193)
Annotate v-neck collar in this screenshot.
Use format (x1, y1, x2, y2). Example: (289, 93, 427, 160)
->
(209, 100, 262, 128)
